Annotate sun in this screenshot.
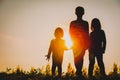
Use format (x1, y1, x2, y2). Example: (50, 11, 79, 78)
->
(63, 32, 73, 49)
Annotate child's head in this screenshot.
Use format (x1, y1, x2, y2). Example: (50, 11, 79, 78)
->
(91, 18, 101, 31)
(75, 6, 84, 17)
(54, 27, 64, 38)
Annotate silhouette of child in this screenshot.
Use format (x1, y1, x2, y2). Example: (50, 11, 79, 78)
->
(46, 27, 68, 78)
(69, 6, 90, 77)
(88, 18, 106, 78)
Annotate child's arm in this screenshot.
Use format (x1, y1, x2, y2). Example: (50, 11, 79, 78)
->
(102, 30, 106, 53)
(45, 40, 53, 61)
(64, 40, 72, 50)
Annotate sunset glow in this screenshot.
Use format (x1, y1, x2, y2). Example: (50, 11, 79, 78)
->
(63, 32, 73, 49)
(0, 0, 120, 74)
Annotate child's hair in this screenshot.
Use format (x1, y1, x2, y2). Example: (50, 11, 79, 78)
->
(91, 18, 101, 31)
(54, 27, 64, 38)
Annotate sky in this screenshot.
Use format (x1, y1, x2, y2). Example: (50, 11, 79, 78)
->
(0, 0, 120, 74)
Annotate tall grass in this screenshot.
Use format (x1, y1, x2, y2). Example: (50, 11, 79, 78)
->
(0, 63, 120, 80)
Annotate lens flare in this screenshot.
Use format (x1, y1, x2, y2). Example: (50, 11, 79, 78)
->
(63, 32, 73, 49)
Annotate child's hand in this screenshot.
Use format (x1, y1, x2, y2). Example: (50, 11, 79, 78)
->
(45, 55, 50, 61)
(65, 46, 73, 50)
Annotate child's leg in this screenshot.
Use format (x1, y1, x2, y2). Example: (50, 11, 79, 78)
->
(88, 52, 95, 77)
(58, 63, 62, 78)
(74, 50, 85, 77)
(75, 58, 83, 76)
(52, 63, 56, 76)
(96, 54, 106, 76)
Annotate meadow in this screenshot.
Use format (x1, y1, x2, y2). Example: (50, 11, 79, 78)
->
(0, 63, 120, 80)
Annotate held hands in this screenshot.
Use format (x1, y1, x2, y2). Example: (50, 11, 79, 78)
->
(45, 55, 50, 61)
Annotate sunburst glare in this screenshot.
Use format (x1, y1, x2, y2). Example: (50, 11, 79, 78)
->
(63, 32, 73, 49)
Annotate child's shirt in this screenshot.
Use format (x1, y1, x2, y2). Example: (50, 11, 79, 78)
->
(89, 30, 106, 54)
(49, 38, 67, 64)
(69, 20, 89, 50)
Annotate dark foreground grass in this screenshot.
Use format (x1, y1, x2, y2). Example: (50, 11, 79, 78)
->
(0, 63, 120, 80)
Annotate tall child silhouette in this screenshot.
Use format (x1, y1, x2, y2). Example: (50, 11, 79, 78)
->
(88, 18, 106, 78)
(69, 6, 90, 77)
(46, 27, 67, 78)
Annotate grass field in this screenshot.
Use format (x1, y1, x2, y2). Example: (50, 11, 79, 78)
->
(0, 63, 120, 80)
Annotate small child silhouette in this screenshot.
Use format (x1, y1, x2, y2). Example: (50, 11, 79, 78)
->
(46, 27, 68, 78)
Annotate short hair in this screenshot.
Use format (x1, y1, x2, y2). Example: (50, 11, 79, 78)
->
(75, 6, 84, 16)
(54, 27, 64, 38)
